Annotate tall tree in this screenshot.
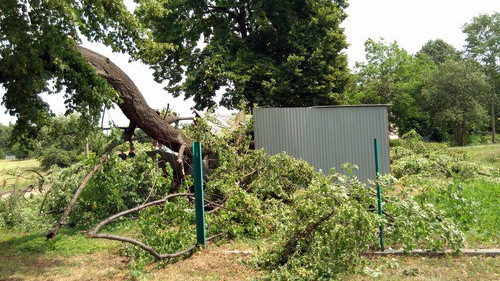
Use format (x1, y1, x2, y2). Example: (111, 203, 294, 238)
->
(463, 12, 499, 143)
(0, 0, 193, 162)
(417, 39, 461, 65)
(423, 60, 490, 146)
(0, 0, 138, 141)
(134, 0, 351, 109)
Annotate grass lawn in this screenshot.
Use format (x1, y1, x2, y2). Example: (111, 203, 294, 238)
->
(455, 143, 500, 170)
(0, 159, 41, 193)
(0, 229, 498, 281)
(0, 229, 260, 281)
(457, 144, 499, 246)
(0, 144, 498, 280)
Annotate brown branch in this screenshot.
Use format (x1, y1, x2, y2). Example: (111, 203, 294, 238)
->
(76, 46, 193, 158)
(89, 232, 222, 260)
(87, 192, 222, 260)
(205, 198, 230, 214)
(47, 140, 118, 239)
(89, 193, 193, 233)
(12, 169, 45, 192)
(164, 115, 195, 124)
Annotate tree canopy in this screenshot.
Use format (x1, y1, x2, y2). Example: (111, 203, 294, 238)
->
(135, 0, 351, 109)
(0, 0, 140, 141)
(417, 39, 461, 65)
(350, 39, 435, 136)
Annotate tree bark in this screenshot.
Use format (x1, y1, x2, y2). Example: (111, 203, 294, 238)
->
(76, 46, 192, 158)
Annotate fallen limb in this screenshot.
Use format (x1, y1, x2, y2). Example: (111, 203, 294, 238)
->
(89, 193, 193, 233)
(47, 124, 137, 239)
(87, 192, 223, 259)
(0, 169, 48, 199)
(277, 207, 337, 266)
(47, 140, 118, 239)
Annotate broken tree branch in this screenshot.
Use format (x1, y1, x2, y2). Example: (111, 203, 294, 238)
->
(76, 46, 193, 158)
(87, 192, 223, 259)
(47, 140, 118, 239)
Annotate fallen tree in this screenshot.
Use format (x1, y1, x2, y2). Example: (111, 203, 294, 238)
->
(45, 46, 200, 239)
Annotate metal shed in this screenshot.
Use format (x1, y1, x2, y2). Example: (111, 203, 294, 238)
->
(253, 105, 390, 182)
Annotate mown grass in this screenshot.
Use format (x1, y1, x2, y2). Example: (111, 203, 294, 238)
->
(0, 228, 125, 281)
(457, 144, 499, 246)
(0, 229, 117, 257)
(0, 159, 41, 193)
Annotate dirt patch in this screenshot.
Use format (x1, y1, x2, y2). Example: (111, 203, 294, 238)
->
(148, 243, 260, 281)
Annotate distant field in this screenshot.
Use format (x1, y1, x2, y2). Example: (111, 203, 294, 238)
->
(0, 159, 41, 192)
(455, 143, 500, 169)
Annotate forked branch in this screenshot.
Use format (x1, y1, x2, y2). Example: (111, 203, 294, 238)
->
(87, 193, 223, 259)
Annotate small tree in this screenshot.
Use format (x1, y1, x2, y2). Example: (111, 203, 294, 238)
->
(423, 60, 490, 146)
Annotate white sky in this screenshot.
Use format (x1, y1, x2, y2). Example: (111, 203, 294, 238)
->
(1, 0, 499, 126)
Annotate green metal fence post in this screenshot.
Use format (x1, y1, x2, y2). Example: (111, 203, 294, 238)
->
(192, 142, 206, 248)
(374, 138, 385, 251)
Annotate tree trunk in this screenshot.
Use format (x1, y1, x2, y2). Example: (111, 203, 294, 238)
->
(76, 46, 192, 158)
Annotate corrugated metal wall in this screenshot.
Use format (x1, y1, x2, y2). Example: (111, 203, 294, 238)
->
(253, 106, 390, 182)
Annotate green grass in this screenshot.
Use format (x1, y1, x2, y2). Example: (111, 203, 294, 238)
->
(462, 179, 500, 246)
(0, 228, 126, 281)
(0, 228, 118, 257)
(0, 159, 41, 192)
(456, 143, 500, 169)
(454, 144, 499, 246)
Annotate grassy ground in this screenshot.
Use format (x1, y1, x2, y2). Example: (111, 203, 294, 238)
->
(348, 255, 499, 281)
(0, 146, 498, 280)
(455, 143, 500, 170)
(458, 144, 499, 247)
(0, 229, 259, 281)
(0, 229, 498, 281)
(0, 159, 41, 193)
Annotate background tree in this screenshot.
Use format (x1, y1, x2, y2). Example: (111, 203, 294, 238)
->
(417, 39, 461, 65)
(422, 60, 490, 146)
(134, 0, 350, 109)
(463, 12, 499, 143)
(33, 115, 107, 169)
(351, 39, 435, 136)
(0, 124, 12, 159)
(0, 123, 33, 159)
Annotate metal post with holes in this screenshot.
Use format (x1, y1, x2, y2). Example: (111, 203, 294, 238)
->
(192, 142, 206, 248)
(374, 138, 385, 251)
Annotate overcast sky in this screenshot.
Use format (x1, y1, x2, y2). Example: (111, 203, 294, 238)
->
(1, 0, 499, 126)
